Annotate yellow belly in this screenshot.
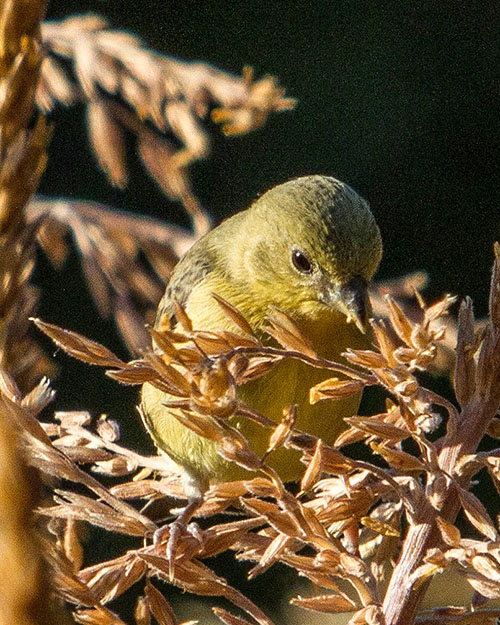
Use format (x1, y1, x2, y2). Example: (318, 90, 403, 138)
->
(141, 305, 367, 485)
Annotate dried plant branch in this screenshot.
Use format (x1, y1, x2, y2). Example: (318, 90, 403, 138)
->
(27, 196, 197, 353)
(2, 6, 498, 625)
(0, 0, 53, 390)
(0, 392, 65, 625)
(2, 14, 297, 356)
(27, 262, 500, 624)
(38, 14, 296, 236)
(24, 251, 500, 625)
(382, 245, 500, 625)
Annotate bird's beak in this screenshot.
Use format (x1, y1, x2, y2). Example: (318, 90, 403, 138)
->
(320, 275, 369, 333)
(337, 275, 369, 333)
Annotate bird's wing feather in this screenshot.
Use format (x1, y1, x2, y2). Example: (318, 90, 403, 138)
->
(155, 244, 213, 327)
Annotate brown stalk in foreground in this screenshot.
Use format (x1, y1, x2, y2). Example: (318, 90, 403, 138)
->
(0, 1, 69, 623)
(0, 0, 52, 389)
(382, 245, 500, 625)
(27, 252, 500, 625)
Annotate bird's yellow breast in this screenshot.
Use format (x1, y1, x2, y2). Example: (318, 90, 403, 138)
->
(141, 273, 369, 484)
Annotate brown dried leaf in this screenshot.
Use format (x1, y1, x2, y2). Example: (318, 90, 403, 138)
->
(96, 415, 120, 442)
(219, 330, 259, 348)
(301, 441, 354, 492)
(385, 295, 415, 345)
(249, 534, 293, 577)
(348, 605, 385, 625)
(106, 365, 159, 385)
(172, 298, 192, 332)
(343, 349, 388, 369)
(170, 409, 224, 442)
(20, 376, 56, 414)
(80, 555, 147, 604)
(45, 491, 151, 536)
(345, 416, 411, 442)
(190, 331, 231, 355)
(435, 516, 461, 547)
(458, 489, 497, 540)
(80, 253, 112, 318)
(149, 328, 180, 360)
(0, 369, 22, 402)
(55, 411, 92, 427)
(234, 355, 280, 384)
(360, 516, 400, 537)
(471, 554, 500, 582)
(213, 607, 255, 625)
(144, 581, 176, 625)
(73, 606, 129, 624)
(242, 498, 301, 538)
(64, 519, 84, 573)
(145, 353, 192, 396)
(32, 318, 125, 367)
(266, 404, 296, 456)
(218, 431, 263, 472)
(110, 479, 160, 500)
(370, 319, 398, 367)
(92, 457, 137, 477)
(334, 425, 365, 448)
(370, 442, 425, 472)
(201, 519, 264, 559)
(486, 417, 500, 439)
(454, 297, 476, 407)
(290, 593, 357, 614)
(87, 100, 127, 188)
(424, 293, 457, 324)
(55, 446, 112, 464)
(212, 293, 256, 337)
(265, 307, 317, 358)
(136, 130, 183, 198)
(466, 573, 500, 599)
(310, 377, 364, 404)
(140, 554, 223, 596)
(300, 439, 324, 492)
(242, 477, 280, 499)
(315, 444, 355, 475)
(134, 596, 149, 625)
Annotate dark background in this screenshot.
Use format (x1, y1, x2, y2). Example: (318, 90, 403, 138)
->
(37, 1, 500, 620)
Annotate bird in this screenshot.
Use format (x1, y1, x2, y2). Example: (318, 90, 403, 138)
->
(141, 175, 382, 499)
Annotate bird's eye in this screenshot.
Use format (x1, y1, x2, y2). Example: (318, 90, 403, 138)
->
(291, 249, 313, 274)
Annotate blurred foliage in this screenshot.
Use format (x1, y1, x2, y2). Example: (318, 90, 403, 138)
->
(42, 0, 500, 306)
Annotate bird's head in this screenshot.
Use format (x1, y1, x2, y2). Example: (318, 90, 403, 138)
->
(237, 175, 382, 332)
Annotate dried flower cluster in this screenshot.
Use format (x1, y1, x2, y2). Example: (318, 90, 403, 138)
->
(24, 252, 500, 625)
(39, 14, 296, 234)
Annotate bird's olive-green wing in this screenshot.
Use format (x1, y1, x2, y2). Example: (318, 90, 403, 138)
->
(155, 244, 213, 328)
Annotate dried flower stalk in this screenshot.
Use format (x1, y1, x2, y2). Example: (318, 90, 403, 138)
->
(39, 15, 296, 236)
(0, 0, 53, 389)
(0, 391, 65, 625)
(26, 254, 500, 624)
(0, 5, 57, 624)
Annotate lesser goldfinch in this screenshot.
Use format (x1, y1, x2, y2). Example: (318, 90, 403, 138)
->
(141, 175, 382, 491)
